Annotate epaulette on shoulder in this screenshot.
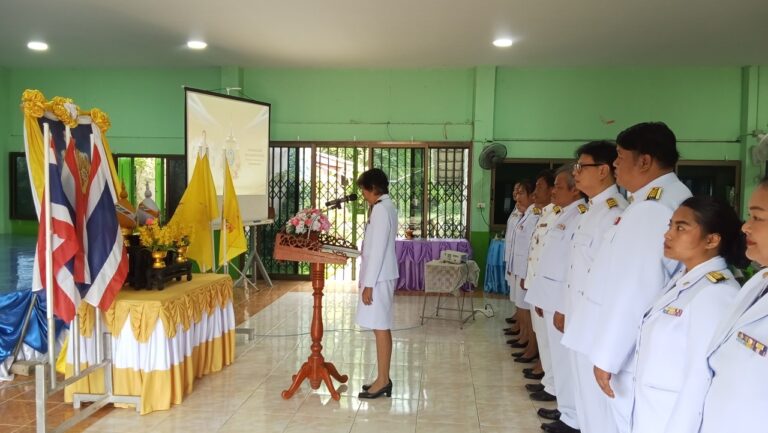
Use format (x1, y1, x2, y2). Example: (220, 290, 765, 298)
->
(606, 198, 618, 208)
(577, 204, 588, 214)
(553, 206, 562, 214)
(705, 271, 728, 283)
(646, 187, 663, 201)
(533, 207, 542, 215)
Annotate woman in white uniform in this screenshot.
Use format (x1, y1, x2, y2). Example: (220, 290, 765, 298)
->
(356, 168, 399, 399)
(630, 197, 748, 433)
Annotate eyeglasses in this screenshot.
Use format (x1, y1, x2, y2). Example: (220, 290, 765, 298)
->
(573, 162, 605, 173)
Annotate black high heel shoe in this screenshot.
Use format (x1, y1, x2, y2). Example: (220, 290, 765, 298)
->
(358, 380, 392, 399)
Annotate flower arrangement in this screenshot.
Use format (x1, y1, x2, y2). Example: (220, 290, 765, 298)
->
(167, 222, 191, 248)
(137, 218, 174, 252)
(285, 208, 331, 235)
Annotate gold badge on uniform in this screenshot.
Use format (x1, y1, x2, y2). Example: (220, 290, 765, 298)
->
(737, 331, 768, 357)
(663, 306, 683, 317)
(553, 206, 562, 214)
(646, 187, 663, 201)
(606, 198, 618, 208)
(706, 271, 728, 283)
(577, 204, 588, 214)
(533, 207, 542, 215)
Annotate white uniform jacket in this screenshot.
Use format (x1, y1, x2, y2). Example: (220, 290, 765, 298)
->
(561, 185, 628, 355)
(526, 199, 587, 313)
(630, 257, 739, 433)
(588, 172, 692, 373)
(525, 204, 557, 284)
(690, 270, 768, 433)
(359, 194, 399, 289)
(510, 205, 542, 279)
(504, 207, 523, 280)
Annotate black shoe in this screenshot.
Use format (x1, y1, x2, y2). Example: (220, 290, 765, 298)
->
(505, 318, 516, 324)
(537, 408, 561, 421)
(358, 380, 392, 399)
(523, 367, 536, 375)
(529, 390, 556, 402)
(541, 420, 579, 433)
(524, 370, 545, 379)
(509, 341, 528, 348)
(526, 383, 545, 392)
(516, 355, 539, 364)
(511, 351, 525, 358)
(504, 330, 521, 336)
(362, 383, 372, 391)
(503, 327, 513, 332)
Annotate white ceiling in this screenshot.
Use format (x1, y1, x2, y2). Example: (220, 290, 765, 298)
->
(1, 0, 767, 68)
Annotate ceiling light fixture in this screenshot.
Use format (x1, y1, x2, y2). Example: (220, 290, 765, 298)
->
(492, 38, 514, 48)
(27, 41, 49, 51)
(187, 40, 207, 50)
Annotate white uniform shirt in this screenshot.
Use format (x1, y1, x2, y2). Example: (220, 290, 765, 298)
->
(504, 207, 523, 274)
(561, 185, 628, 354)
(526, 199, 587, 312)
(510, 205, 542, 278)
(691, 270, 768, 433)
(525, 204, 557, 283)
(630, 257, 738, 433)
(359, 194, 399, 288)
(588, 172, 692, 373)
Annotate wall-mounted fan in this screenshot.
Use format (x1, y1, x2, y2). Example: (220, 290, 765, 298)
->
(478, 142, 507, 170)
(750, 133, 768, 166)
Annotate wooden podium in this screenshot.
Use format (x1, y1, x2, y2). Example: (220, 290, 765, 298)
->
(273, 232, 358, 400)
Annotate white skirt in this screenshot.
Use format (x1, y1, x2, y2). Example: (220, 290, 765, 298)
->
(356, 279, 396, 330)
(514, 275, 530, 310)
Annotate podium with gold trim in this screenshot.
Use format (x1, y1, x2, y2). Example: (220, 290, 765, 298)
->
(274, 232, 358, 400)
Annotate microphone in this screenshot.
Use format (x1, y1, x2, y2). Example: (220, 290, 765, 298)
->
(325, 193, 358, 208)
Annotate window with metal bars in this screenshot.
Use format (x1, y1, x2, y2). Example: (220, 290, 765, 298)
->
(260, 142, 470, 279)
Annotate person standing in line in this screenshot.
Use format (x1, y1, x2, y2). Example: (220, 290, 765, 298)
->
(504, 181, 533, 335)
(526, 165, 587, 433)
(561, 141, 627, 433)
(669, 179, 768, 433)
(630, 197, 747, 433)
(356, 168, 399, 399)
(588, 122, 692, 433)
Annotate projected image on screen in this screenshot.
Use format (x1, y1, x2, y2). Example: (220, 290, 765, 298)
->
(185, 88, 271, 222)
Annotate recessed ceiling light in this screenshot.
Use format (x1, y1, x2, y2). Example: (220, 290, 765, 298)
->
(492, 38, 514, 48)
(187, 40, 207, 50)
(27, 41, 48, 51)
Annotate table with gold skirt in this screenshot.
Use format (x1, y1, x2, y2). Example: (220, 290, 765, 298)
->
(63, 274, 236, 414)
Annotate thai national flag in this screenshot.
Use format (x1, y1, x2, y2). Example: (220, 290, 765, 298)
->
(80, 141, 127, 311)
(32, 139, 81, 323)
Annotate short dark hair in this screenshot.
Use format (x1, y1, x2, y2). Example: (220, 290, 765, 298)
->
(576, 140, 618, 169)
(536, 169, 555, 187)
(680, 196, 750, 269)
(616, 122, 680, 169)
(759, 175, 768, 189)
(357, 168, 389, 194)
(517, 178, 535, 195)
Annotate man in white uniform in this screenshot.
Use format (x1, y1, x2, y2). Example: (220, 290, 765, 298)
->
(561, 141, 627, 433)
(587, 122, 691, 433)
(526, 165, 587, 433)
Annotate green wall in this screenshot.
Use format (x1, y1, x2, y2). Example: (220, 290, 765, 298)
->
(2, 65, 768, 278)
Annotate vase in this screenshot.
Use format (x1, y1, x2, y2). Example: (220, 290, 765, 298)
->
(176, 245, 188, 263)
(151, 250, 168, 269)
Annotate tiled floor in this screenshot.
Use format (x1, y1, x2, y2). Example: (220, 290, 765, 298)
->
(1, 280, 553, 433)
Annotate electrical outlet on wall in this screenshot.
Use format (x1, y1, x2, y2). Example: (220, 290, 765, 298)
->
(476, 202, 486, 209)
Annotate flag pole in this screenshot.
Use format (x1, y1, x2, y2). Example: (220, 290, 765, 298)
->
(43, 123, 56, 388)
(65, 126, 82, 377)
(222, 150, 228, 275)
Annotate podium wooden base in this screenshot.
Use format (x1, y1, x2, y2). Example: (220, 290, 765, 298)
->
(281, 263, 348, 400)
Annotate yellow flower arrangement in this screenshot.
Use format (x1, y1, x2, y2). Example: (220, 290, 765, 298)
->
(167, 222, 192, 248)
(138, 219, 174, 251)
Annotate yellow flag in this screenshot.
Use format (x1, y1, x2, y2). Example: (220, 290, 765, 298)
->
(170, 154, 219, 271)
(219, 160, 247, 266)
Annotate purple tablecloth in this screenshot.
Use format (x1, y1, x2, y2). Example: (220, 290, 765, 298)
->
(395, 239, 472, 291)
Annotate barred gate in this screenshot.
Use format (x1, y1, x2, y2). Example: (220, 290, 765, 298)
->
(259, 143, 470, 280)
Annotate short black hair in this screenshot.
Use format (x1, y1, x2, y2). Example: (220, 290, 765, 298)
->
(517, 178, 535, 195)
(536, 169, 555, 187)
(576, 140, 618, 169)
(759, 175, 768, 189)
(680, 196, 750, 269)
(616, 122, 680, 169)
(357, 168, 389, 194)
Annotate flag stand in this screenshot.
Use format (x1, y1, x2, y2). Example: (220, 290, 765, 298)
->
(34, 125, 140, 433)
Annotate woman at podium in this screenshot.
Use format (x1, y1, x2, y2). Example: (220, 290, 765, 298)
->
(356, 168, 399, 399)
